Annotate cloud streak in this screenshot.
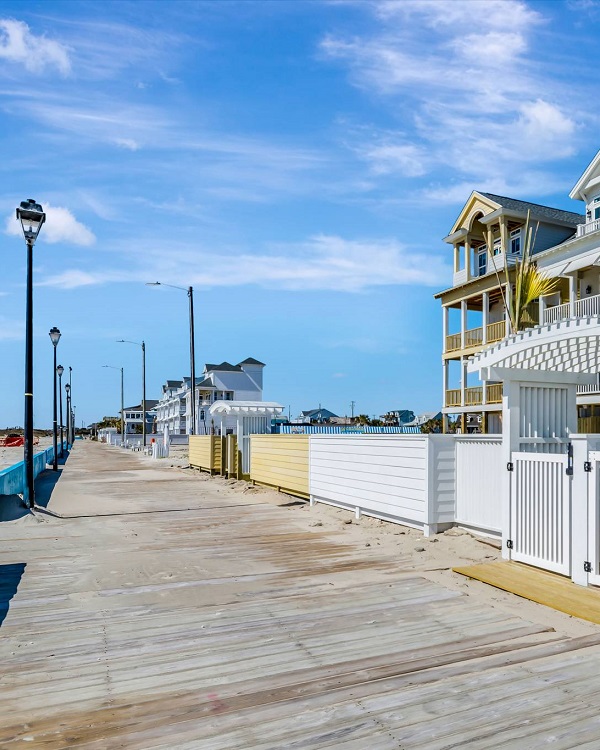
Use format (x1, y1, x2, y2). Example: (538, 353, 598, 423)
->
(0, 19, 70, 74)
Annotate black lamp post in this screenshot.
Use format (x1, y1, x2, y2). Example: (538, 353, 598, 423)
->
(117, 340, 146, 446)
(103, 365, 125, 445)
(57, 365, 64, 457)
(146, 282, 196, 435)
(16, 199, 46, 508)
(49, 327, 61, 471)
(65, 382, 71, 447)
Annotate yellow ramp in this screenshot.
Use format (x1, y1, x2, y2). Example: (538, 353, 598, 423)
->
(454, 560, 600, 625)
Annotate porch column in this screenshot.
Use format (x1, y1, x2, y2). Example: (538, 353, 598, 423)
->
(539, 295, 546, 326)
(453, 244, 460, 273)
(460, 357, 466, 410)
(481, 410, 488, 434)
(460, 300, 467, 349)
(568, 274, 576, 317)
(499, 216, 509, 253)
(505, 283, 512, 334)
(465, 238, 471, 280)
(482, 291, 489, 344)
(442, 305, 449, 352)
(442, 360, 449, 409)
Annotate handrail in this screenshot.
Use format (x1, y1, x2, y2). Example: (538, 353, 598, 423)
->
(486, 320, 506, 343)
(445, 389, 461, 407)
(544, 292, 600, 325)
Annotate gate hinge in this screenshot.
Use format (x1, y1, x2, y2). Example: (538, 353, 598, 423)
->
(566, 442, 574, 475)
(507, 462, 514, 472)
(585, 461, 593, 473)
(584, 561, 592, 573)
(506, 539, 514, 549)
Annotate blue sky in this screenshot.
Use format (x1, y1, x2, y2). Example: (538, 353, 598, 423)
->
(1, 0, 600, 427)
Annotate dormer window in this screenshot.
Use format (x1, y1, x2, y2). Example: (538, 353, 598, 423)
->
(510, 229, 521, 254)
(493, 240, 501, 256)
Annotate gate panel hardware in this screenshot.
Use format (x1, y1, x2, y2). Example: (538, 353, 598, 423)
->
(585, 461, 593, 473)
(506, 539, 514, 549)
(566, 443, 574, 476)
(585, 561, 592, 573)
(507, 462, 514, 472)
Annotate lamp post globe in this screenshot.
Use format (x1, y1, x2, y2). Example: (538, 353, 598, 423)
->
(49, 327, 61, 471)
(16, 199, 46, 508)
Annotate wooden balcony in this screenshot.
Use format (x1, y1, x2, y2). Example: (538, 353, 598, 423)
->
(445, 383, 503, 408)
(445, 320, 506, 354)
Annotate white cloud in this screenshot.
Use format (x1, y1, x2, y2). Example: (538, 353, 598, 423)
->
(322, 0, 580, 199)
(34, 234, 451, 293)
(0, 19, 70, 75)
(114, 137, 140, 151)
(0, 316, 23, 340)
(5, 203, 95, 246)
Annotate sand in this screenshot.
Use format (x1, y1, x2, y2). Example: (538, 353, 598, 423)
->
(0, 436, 54, 472)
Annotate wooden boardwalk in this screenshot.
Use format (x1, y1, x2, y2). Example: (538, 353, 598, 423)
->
(2, 442, 600, 748)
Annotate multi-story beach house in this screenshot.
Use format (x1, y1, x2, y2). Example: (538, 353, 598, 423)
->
(435, 149, 600, 433)
(123, 401, 159, 435)
(155, 358, 265, 435)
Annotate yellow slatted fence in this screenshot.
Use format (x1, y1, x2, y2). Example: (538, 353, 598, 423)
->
(250, 434, 309, 498)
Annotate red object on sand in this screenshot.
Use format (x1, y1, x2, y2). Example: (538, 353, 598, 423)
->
(0, 436, 25, 447)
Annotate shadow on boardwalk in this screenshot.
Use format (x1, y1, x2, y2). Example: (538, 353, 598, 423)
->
(0, 562, 26, 628)
(0, 450, 69, 523)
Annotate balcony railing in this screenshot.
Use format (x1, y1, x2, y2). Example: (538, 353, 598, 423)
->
(576, 219, 600, 237)
(445, 320, 506, 354)
(544, 293, 600, 325)
(445, 383, 503, 408)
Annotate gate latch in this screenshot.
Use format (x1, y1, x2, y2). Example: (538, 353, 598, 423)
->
(507, 462, 514, 472)
(585, 561, 592, 573)
(566, 443, 574, 476)
(585, 461, 593, 473)
(506, 539, 514, 549)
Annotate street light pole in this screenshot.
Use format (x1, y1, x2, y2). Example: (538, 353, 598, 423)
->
(117, 340, 147, 446)
(65, 383, 71, 448)
(103, 365, 125, 446)
(146, 282, 196, 435)
(57, 365, 64, 457)
(16, 199, 46, 508)
(49, 328, 61, 471)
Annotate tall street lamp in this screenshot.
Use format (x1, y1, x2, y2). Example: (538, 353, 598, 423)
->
(49, 327, 61, 471)
(103, 365, 124, 446)
(57, 365, 64, 457)
(146, 282, 196, 435)
(16, 198, 46, 508)
(65, 382, 71, 447)
(117, 340, 146, 446)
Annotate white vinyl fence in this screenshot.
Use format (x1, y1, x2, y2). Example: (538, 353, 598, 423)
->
(455, 437, 503, 533)
(309, 434, 501, 536)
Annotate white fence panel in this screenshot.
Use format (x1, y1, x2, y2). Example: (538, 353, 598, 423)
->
(510, 452, 571, 575)
(455, 438, 503, 533)
(309, 435, 456, 533)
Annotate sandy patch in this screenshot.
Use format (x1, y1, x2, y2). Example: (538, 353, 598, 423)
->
(0, 436, 54, 472)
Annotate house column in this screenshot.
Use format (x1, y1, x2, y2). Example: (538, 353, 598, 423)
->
(464, 238, 471, 280)
(539, 295, 547, 326)
(460, 299, 467, 349)
(568, 274, 576, 317)
(453, 244, 460, 273)
(499, 216, 509, 254)
(442, 305, 449, 352)
(442, 360, 449, 410)
(505, 283, 512, 334)
(460, 357, 466, 411)
(482, 291, 489, 344)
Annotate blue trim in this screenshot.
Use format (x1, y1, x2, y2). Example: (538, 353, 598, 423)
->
(0, 441, 68, 497)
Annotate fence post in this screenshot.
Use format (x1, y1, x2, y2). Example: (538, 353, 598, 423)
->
(571, 436, 590, 586)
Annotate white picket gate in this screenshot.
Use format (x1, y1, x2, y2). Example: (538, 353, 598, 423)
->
(510, 452, 571, 576)
(587, 451, 600, 586)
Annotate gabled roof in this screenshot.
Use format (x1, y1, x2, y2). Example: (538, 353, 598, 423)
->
(238, 357, 265, 367)
(570, 149, 600, 202)
(479, 192, 584, 226)
(205, 362, 243, 373)
(124, 400, 159, 411)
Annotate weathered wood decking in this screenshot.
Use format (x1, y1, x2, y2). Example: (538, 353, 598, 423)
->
(2, 442, 600, 748)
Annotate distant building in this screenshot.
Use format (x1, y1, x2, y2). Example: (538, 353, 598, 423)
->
(123, 401, 159, 434)
(381, 410, 415, 426)
(155, 358, 265, 435)
(295, 408, 339, 424)
(404, 411, 443, 427)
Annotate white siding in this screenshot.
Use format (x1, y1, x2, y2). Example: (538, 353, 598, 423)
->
(310, 435, 450, 531)
(455, 437, 503, 533)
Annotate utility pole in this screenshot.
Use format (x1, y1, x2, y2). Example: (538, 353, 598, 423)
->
(350, 401, 356, 420)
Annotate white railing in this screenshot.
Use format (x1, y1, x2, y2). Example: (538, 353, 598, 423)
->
(578, 375, 600, 394)
(577, 219, 600, 237)
(544, 293, 600, 325)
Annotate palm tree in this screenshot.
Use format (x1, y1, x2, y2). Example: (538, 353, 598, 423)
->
(491, 211, 559, 335)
